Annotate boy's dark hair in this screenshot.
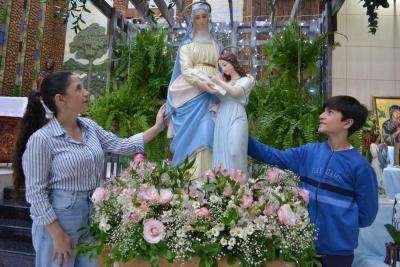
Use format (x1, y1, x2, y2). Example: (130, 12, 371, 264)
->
(323, 95, 368, 136)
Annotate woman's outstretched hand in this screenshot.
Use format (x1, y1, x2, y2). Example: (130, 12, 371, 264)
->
(155, 103, 166, 131)
(143, 103, 166, 144)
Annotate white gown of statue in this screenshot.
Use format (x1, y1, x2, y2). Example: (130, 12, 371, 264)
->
(212, 76, 254, 173)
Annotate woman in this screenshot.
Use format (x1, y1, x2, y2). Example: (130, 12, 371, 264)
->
(211, 52, 254, 173)
(370, 134, 383, 184)
(13, 72, 165, 267)
(166, 1, 219, 177)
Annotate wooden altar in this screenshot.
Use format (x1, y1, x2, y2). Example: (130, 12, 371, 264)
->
(0, 97, 28, 163)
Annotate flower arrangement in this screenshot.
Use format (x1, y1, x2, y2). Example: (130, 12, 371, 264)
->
(384, 193, 400, 265)
(80, 159, 318, 267)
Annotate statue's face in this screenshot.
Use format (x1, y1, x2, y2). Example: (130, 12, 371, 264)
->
(193, 9, 209, 31)
(393, 111, 400, 122)
(218, 59, 235, 76)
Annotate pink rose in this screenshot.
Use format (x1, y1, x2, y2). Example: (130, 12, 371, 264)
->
(159, 189, 173, 205)
(298, 188, 310, 205)
(137, 184, 159, 204)
(91, 187, 107, 204)
(201, 170, 217, 183)
(242, 192, 253, 208)
(231, 169, 247, 185)
(266, 170, 281, 184)
(143, 219, 166, 244)
(263, 202, 276, 216)
(194, 207, 210, 217)
(134, 153, 146, 165)
(277, 204, 296, 225)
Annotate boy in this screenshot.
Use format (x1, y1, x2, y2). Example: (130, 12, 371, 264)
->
(248, 95, 378, 267)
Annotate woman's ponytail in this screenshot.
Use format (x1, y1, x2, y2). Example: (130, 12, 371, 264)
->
(12, 92, 46, 199)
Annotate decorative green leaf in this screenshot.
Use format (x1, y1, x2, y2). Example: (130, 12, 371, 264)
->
(385, 224, 400, 244)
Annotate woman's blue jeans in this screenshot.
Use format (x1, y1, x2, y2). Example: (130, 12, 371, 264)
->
(31, 190, 98, 267)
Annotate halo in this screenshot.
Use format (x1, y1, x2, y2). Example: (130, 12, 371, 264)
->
(183, 1, 212, 16)
(220, 45, 241, 55)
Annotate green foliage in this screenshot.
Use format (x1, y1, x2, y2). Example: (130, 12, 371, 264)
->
(85, 28, 173, 162)
(385, 224, 400, 245)
(362, 0, 391, 34)
(248, 23, 328, 149)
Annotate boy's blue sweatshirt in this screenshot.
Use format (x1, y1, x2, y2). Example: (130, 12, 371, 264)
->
(248, 137, 378, 256)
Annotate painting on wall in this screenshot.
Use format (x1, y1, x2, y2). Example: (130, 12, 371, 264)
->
(373, 96, 400, 147)
(63, 0, 110, 96)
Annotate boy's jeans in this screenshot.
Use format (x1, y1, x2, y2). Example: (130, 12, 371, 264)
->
(320, 254, 354, 267)
(31, 189, 98, 267)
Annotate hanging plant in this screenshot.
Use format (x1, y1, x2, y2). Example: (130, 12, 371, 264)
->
(362, 0, 390, 34)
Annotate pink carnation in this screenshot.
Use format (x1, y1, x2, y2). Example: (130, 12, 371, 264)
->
(277, 204, 297, 225)
(137, 184, 159, 204)
(143, 219, 166, 244)
(194, 207, 210, 217)
(242, 192, 254, 208)
(201, 170, 217, 183)
(214, 164, 223, 175)
(298, 188, 310, 205)
(91, 187, 107, 204)
(231, 169, 247, 185)
(222, 168, 230, 176)
(134, 153, 145, 165)
(223, 184, 233, 196)
(266, 170, 281, 184)
(263, 202, 276, 216)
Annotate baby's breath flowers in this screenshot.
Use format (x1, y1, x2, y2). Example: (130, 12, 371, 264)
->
(81, 162, 317, 266)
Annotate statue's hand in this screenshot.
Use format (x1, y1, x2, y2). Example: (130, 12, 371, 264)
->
(196, 80, 218, 94)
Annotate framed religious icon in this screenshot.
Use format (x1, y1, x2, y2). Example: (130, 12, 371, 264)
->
(373, 96, 400, 146)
